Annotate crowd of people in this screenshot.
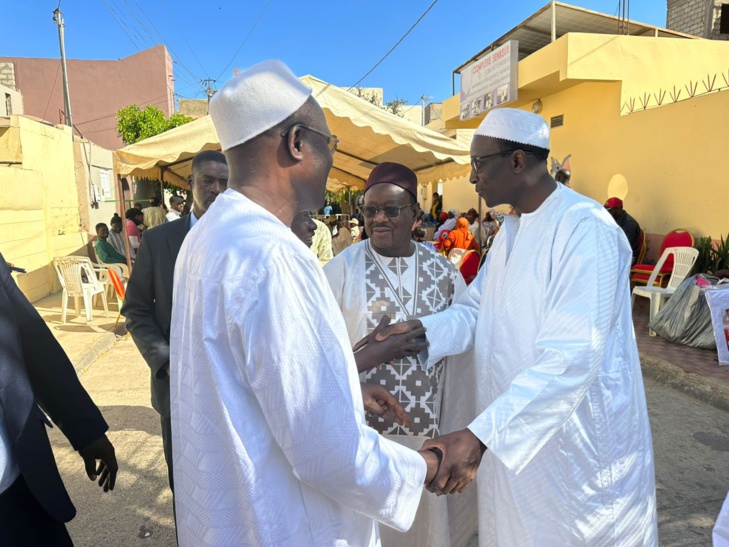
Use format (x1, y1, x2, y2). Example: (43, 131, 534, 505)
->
(3, 59, 659, 547)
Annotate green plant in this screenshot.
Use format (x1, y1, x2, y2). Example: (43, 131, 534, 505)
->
(710, 233, 729, 273)
(116, 104, 193, 145)
(692, 236, 714, 275)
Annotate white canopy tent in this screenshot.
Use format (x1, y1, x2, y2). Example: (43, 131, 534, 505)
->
(113, 75, 471, 192)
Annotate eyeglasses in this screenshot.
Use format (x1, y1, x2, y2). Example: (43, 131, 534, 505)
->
(362, 202, 415, 219)
(281, 124, 339, 154)
(471, 149, 533, 172)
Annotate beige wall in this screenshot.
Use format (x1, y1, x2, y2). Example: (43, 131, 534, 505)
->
(0, 116, 89, 301)
(74, 139, 117, 257)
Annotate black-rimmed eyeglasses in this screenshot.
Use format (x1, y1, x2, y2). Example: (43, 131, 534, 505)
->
(281, 124, 339, 154)
(362, 202, 416, 219)
(471, 149, 533, 172)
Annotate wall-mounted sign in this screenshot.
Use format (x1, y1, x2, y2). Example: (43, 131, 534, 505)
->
(459, 40, 519, 121)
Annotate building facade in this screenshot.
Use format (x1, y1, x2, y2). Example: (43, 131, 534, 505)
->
(667, 0, 729, 40)
(0, 45, 174, 150)
(433, 3, 729, 260)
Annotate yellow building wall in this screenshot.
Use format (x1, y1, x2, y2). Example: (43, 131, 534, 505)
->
(443, 81, 728, 259)
(441, 34, 729, 256)
(529, 81, 727, 245)
(0, 116, 88, 301)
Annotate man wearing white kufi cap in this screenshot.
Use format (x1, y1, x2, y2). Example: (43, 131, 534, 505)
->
(169, 59, 440, 547)
(379, 108, 658, 545)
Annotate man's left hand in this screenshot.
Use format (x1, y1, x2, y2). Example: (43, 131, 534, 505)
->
(78, 434, 118, 492)
(361, 383, 412, 428)
(421, 428, 486, 495)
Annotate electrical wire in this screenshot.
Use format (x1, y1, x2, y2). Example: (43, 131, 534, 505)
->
(101, 0, 142, 50)
(42, 62, 62, 120)
(349, 0, 440, 90)
(101, 0, 202, 91)
(116, 0, 202, 85)
(158, 0, 207, 76)
(74, 92, 174, 126)
(215, 0, 272, 82)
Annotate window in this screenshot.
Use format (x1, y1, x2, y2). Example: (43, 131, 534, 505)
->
(551, 115, 564, 128)
(720, 4, 729, 34)
(4, 93, 11, 116)
(99, 168, 113, 200)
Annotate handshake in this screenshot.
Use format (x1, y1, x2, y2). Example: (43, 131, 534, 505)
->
(353, 316, 486, 497)
(417, 429, 486, 496)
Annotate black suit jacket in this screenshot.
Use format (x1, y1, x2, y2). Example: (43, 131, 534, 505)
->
(0, 253, 108, 523)
(122, 215, 190, 418)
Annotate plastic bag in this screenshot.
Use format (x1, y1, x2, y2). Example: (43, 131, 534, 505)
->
(648, 274, 718, 349)
(704, 283, 729, 365)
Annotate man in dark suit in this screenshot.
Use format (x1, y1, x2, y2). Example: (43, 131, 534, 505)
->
(0, 254, 118, 545)
(122, 150, 228, 492)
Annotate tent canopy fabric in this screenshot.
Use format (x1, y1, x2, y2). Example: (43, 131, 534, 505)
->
(113, 75, 471, 192)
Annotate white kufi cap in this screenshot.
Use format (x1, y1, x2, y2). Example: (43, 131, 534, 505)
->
(474, 108, 550, 150)
(209, 59, 312, 151)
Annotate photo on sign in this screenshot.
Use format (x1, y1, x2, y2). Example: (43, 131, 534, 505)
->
(483, 92, 493, 111)
(496, 84, 510, 105)
(471, 97, 482, 117)
(723, 308, 729, 325)
(461, 104, 471, 121)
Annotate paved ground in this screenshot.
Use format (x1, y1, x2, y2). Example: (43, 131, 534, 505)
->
(650, 377, 729, 545)
(48, 338, 176, 546)
(35, 290, 123, 371)
(49, 337, 728, 546)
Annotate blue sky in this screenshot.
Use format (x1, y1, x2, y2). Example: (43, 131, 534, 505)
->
(2, 0, 667, 105)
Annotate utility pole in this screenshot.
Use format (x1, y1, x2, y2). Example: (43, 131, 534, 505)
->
(202, 79, 216, 114)
(53, 8, 73, 129)
(420, 95, 429, 126)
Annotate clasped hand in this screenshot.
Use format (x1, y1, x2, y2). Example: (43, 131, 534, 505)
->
(353, 316, 427, 373)
(420, 428, 486, 495)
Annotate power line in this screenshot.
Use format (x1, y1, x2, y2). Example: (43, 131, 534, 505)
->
(74, 92, 174, 126)
(158, 0, 207, 76)
(116, 0, 202, 85)
(349, 0, 440, 90)
(101, 0, 142, 50)
(125, 0, 204, 84)
(215, 0, 272, 82)
(83, 96, 173, 134)
(100, 0, 201, 91)
(42, 62, 62, 120)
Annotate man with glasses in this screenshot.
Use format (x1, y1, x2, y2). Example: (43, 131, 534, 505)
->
(378, 108, 657, 545)
(323, 162, 478, 547)
(169, 60, 441, 547)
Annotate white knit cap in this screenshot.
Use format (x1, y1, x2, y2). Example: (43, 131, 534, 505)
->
(474, 108, 550, 150)
(209, 59, 312, 151)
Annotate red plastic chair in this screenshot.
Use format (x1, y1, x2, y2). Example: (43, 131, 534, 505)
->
(631, 229, 693, 287)
(458, 250, 480, 285)
(434, 229, 451, 252)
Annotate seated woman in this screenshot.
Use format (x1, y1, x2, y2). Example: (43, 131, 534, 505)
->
(443, 217, 480, 254)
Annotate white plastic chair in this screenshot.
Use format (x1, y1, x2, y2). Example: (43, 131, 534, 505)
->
(631, 246, 699, 335)
(447, 247, 468, 266)
(53, 256, 109, 324)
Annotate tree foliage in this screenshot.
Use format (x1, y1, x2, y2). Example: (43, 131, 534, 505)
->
(384, 98, 408, 117)
(351, 88, 407, 118)
(116, 104, 193, 145)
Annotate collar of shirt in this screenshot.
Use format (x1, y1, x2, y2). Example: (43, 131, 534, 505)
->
(189, 210, 199, 228)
